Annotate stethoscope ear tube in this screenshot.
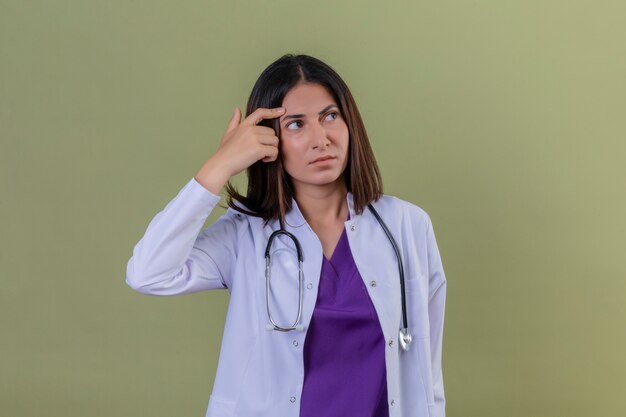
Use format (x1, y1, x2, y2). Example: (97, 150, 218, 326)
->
(266, 324, 306, 331)
(265, 233, 304, 332)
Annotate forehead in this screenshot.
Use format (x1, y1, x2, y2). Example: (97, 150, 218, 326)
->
(281, 83, 336, 110)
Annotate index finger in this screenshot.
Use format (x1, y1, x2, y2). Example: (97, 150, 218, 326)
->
(244, 107, 286, 126)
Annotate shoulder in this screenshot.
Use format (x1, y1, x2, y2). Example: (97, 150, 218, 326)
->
(371, 193, 432, 229)
(220, 203, 269, 234)
(198, 204, 253, 244)
(223, 206, 253, 229)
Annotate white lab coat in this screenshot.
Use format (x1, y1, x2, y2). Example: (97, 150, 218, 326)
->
(126, 177, 447, 417)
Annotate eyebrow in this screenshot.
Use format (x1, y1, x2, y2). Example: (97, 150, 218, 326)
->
(280, 104, 338, 123)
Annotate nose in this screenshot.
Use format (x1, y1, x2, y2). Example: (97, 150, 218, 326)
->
(311, 121, 330, 149)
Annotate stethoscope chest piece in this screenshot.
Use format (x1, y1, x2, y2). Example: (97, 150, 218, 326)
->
(399, 328, 412, 351)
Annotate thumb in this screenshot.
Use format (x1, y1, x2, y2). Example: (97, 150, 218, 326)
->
(225, 107, 241, 134)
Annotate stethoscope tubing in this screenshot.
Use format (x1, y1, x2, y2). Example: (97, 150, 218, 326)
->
(264, 203, 412, 350)
(366, 204, 408, 334)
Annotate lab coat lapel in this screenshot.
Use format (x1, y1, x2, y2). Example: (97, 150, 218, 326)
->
(279, 198, 324, 333)
(344, 194, 401, 343)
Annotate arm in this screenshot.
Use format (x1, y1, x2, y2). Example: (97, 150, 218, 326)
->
(426, 213, 447, 416)
(125, 177, 240, 295)
(125, 106, 285, 295)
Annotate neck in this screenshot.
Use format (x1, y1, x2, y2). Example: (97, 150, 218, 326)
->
(293, 179, 348, 226)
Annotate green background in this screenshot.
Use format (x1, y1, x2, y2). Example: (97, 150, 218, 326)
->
(1, 1, 624, 416)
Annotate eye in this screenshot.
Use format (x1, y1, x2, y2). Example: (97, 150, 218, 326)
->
(285, 111, 339, 131)
(286, 120, 303, 130)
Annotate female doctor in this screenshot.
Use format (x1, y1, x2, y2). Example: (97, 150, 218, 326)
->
(126, 53, 447, 417)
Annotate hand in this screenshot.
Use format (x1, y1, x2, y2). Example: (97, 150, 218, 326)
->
(193, 106, 285, 195)
(214, 106, 285, 178)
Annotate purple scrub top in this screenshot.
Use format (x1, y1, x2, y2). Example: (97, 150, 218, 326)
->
(299, 213, 389, 417)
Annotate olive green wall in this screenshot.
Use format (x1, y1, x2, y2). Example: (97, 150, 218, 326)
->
(1, 1, 624, 416)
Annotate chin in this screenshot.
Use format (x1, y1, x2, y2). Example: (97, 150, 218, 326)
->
(294, 174, 344, 187)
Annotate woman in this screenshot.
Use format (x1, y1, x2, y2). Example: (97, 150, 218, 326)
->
(126, 53, 447, 417)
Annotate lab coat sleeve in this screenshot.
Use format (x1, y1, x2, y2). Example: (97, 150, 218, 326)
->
(426, 213, 447, 416)
(126, 177, 240, 295)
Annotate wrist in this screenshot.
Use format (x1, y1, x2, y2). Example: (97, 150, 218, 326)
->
(194, 156, 232, 195)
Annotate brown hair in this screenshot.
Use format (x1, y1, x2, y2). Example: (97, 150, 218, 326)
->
(222, 53, 383, 228)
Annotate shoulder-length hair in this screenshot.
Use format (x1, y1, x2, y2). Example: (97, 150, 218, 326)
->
(223, 53, 383, 228)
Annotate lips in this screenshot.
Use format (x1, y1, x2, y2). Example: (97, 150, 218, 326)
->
(310, 155, 335, 164)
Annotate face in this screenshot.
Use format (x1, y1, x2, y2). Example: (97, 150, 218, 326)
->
(278, 82, 350, 193)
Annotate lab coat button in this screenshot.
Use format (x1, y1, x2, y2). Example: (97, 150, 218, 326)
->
(290, 396, 296, 403)
(370, 280, 377, 287)
(292, 340, 299, 347)
(388, 338, 394, 347)
(307, 283, 313, 290)
(390, 399, 396, 406)
(350, 224, 356, 231)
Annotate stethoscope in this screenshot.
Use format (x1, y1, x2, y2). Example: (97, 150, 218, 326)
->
(264, 203, 413, 352)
